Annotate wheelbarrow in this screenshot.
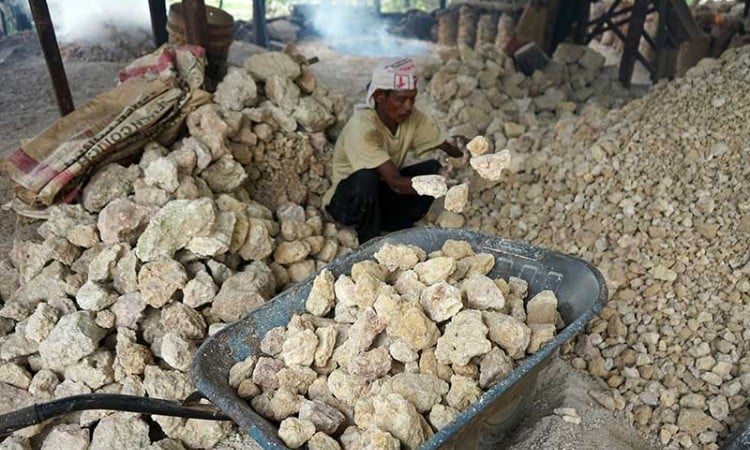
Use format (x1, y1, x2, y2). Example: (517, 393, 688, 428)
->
(0, 228, 608, 448)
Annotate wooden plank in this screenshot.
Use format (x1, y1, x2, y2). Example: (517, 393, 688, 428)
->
(148, 0, 169, 47)
(585, 0, 623, 43)
(28, 0, 74, 116)
(253, 0, 269, 47)
(619, 0, 650, 87)
(182, 0, 209, 49)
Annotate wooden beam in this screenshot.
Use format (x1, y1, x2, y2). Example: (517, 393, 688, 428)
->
(572, 0, 592, 44)
(148, 0, 169, 47)
(253, 0, 269, 47)
(28, 0, 74, 116)
(182, 0, 209, 49)
(619, 0, 650, 87)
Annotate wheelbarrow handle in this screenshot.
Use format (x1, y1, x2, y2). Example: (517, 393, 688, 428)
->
(0, 393, 230, 436)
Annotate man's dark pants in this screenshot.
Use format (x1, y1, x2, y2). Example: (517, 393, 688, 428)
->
(326, 159, 441, 243)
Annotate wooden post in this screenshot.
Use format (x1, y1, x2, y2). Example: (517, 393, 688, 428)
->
(619, 0, 650, 87)
(253, 0, 269, 47)
(28, 0, 74, 116)
(148, 0, 169, 47)
(440, 0, 447, 10)
(182, 0, 209, 49)
(573, 0, 592, 44)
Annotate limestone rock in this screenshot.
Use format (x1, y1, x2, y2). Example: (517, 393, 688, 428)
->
(374, 243, 424, 271)
(526, 290, 558, 325)
(281, 327, 319, 367)
(445, 183, 469, 213)
(200, 159, 248, 193)
(135, 198, 215, 262)
(466, 136, 491, 157)
(267, 75, 301, 113)
(383, 373, 449, 413)
(244, 52, 301, 81)
(483, 312, 530, 358)
(411, 175, 448, 197)
(372, 392, 427, 450)
(470, 150, 511, 181)
(429, 404, 459, 430)
(414, 257, 456, 285)
(278, 417, 315, 449)
(478, 347, 513, 388)
(314, 326, 337, 368)
(446, 375, 482, 411)
(143, 365, 193, 401)
(24, 303, 59, 343)
(275, 241, 312, 265)
(186, 210, 236, 257)
(419, 281, 463, 322)
(333, 308, 386, 366)
(182, 271, 217, 308)
(306, 269, 335, 317)
(462, 274, 505, 310)
(82, 164, 138, 212)
(251, 389, 303, 421)
(214, 67, 258, 111)
(39, 311, 106, 369)
(144, 157, 180, 193)
(387, 303, 439, 351)
(299, 399, 346, 435)
(0, 363, 32, 390)
(261, 327, 286, 357)
(307, 432, 342, 450)
(211, 262, 274, 322)
(228, 355, 256, 389)
(527, 324, 556, 354)
(160, 302, 206, 340)
(347, 347, 392, 381)
(160, 332, 196, 371)
(327, 369, 367, 406)
(76, 281, 118, 311)
(252, 357, 286, 390)
(239, 219, 275, 261)
(113, 250, 139, 294)
(436, 310, 491, 366)
(294, 97, 335, 132)
(40, 424, 89, 450)
(111, 293, 146, 329)
(137, 258, 187, 308)
(115, 329, 153, 379)
(89, 413, 150, 450)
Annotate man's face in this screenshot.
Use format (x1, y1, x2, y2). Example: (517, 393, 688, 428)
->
(375, 89, 417, 124)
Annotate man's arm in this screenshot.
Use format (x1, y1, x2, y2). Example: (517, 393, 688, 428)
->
(376, 160, 418, 195)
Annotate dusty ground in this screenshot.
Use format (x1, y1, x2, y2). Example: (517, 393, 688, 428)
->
(0, 33, 655, 449)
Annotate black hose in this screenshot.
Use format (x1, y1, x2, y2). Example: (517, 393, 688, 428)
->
(0, 394, 230, 436)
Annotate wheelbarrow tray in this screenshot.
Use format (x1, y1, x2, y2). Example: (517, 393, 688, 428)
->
(191, 228, 608, 449)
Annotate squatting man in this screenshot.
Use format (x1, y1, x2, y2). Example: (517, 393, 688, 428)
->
(323, 58, 465, 243)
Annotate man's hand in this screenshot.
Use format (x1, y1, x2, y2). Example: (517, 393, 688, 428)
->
(376, 160, 418, 195)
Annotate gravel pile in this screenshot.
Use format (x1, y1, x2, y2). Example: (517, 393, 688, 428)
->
(0, 50, 358, 449)
(424, 46, 750, 448)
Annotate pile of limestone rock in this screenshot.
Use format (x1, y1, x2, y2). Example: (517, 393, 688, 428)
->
(422, 42, 644, 145)
(230, 240, 563, 449)
(0, 50, 357, 449)
(425, 45, 750, 449)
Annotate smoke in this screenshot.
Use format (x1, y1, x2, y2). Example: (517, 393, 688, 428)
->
(310, 5, 430, 57)
(46, 0, 151, 43)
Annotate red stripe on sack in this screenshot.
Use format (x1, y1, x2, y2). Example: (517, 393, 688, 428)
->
(6, 149, 39, 173)
(118, 50, 175, 82)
